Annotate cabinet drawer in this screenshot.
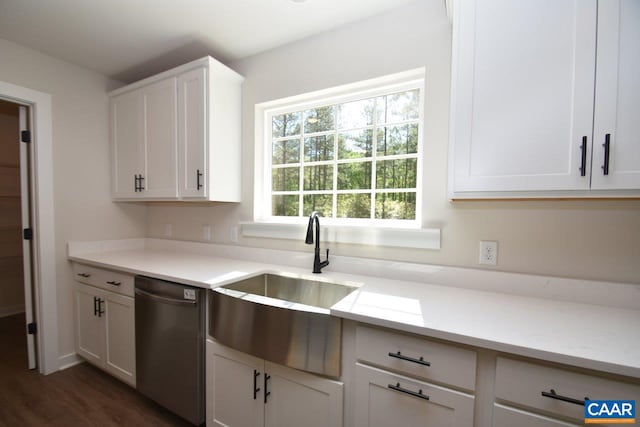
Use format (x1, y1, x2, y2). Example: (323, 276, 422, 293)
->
(72, 263, 134, 297)
(495, 357, 640, 421)
(355, 325, 476, 391)
(354, 363, 474, 427)
(493, 404, 581, 427)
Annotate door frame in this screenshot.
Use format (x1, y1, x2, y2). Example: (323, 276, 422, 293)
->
(0, 81, 58, 375)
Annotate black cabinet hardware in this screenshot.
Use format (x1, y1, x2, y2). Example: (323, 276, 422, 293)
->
(253, 370, 261, 400)
(138, 175, 145, 191)
(93, 297, 98, 316)
(77, 273, 91, 278)
(106, 280, 121, 286)
(602, 133, 611, 175)
(27, 322, 37, 334)
(196, 169, 203, 190)
(134, 174, 139, 192)
(388, 351, 431, 367)
(264, 373, 271, 404)
(541, 389, 588, 406)
(97, 298, 105, 317)
(23, 228, 33, 240)
(579, 136, 588, 177)
(388, 382, 430, 401)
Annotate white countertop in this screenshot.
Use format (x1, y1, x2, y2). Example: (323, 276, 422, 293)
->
(68, 238, 640, 379)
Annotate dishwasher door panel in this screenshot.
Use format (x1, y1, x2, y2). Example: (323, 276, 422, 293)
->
(135, 276, 205, 425)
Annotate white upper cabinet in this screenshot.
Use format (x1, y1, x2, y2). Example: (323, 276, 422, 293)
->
(449, 0, 640, 198)
(110, 56, 243, 201)
(591, 0, 640, 190)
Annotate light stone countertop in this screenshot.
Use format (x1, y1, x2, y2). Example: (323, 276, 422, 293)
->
(68, 238, 640, 379)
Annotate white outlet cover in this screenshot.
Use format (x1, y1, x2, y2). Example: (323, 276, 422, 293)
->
(203, 225, 211, 241)
(479, 240, 498, 265)
(164, 223, 172, 237)
(230, 226, 238, 242)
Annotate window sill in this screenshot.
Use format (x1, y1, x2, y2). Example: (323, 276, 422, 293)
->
(240, 221, 440, 250)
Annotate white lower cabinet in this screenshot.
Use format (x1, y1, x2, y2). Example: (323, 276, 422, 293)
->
(354, 363, 474, 427)
(207, 339, 343, 427)
(75, 282, 135, 386)
(493, 404, 581, 427)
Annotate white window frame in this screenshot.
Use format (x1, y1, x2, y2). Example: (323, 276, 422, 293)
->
(247, 69, 441, 250)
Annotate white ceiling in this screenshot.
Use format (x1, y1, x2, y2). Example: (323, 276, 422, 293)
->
(0, 0, 418, 83)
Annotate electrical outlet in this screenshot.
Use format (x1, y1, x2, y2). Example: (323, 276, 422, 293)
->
(479, 240, 498, 265)
(203, 225, 211, 241)
(230, 226, 238, 243)
(164, 223, 172, 237)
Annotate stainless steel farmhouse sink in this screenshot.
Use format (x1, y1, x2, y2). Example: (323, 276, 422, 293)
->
(209, 273, 358, 378)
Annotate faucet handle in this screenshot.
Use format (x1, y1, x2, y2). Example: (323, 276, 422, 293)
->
(326, 248, 330, 260)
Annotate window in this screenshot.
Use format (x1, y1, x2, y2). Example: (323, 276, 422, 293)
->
(266, 81, 422, 225)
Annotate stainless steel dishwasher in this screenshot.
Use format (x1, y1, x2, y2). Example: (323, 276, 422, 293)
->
(134, 276, 205, 426)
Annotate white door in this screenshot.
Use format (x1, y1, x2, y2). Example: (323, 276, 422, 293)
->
(209, 341, 264, 427)
(141, 78, 178, 198)
(111, 90, 143, 198)
(103, 292, 135, 387)
(178, 67, 207, 198)
(354, 364, 474, 427)
(75, 283, 104, 366)
(450, 0, 597, 193)
(493, 404, 581, 427)
(591, 0, 640, 189)
(18, 105, 36, 370)
(264, 361, 343, 427)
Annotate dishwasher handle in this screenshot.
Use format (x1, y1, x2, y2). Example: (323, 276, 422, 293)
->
(135, 287, 197, 306)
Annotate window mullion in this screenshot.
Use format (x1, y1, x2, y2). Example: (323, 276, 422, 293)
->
(298, 111, 304, 217)
(332, 109, 338, 219)
(370, 97, 378, 220)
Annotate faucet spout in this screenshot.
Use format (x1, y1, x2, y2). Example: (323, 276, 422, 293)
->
(304, 211, 330, 274)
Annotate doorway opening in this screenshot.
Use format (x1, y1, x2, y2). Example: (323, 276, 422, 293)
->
(0, 98, 37, 371)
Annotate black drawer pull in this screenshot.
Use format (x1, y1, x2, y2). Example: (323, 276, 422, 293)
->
(264, 373, 271, 404)
(93, 296, 98, 316)
(77, 273, 91, 278)
(541, 389, 588, 406)
(97, 298, 105, 317)
(106, 280, 121, 286)
(579, 136, 588, 177)
(196, 169, 203, 190)
(388, 383, 429, 401)
(388, 351, 431, 367)
(253, 370, 261, 400)
(602, 133, 611, 175)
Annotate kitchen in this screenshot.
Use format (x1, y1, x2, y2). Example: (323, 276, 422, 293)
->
(0, 0, 639, 426)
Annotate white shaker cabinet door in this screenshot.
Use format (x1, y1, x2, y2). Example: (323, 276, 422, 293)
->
(111, 90, 143, 198)
(140, 78, 178, 198)
(75, 283, 104, 366)
(264, 361, 343, 427)
(354, 364, 474, 427)
(591, 0, 640, 189)
(209, 341, 264, 427)
(178, 67, 207, 198)
(450, 0, 597, 193)
(102, 292, 135, 387)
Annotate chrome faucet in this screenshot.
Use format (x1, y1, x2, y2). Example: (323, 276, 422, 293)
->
(305, 211, 330, 274)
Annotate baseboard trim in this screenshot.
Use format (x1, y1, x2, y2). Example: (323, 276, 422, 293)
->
(58, 353, 83, 371)
(0, 305, 25, 318)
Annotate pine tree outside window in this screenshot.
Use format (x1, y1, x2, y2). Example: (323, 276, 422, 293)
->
(267, 83, 422, 226)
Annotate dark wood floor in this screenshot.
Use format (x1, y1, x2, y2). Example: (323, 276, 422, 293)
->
(0, 313, 194, 426)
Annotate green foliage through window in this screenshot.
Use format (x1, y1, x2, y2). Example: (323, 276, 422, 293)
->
(270, 87, 420, 221)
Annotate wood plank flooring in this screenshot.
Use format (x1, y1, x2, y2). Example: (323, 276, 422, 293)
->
(0, 313, 194, 426)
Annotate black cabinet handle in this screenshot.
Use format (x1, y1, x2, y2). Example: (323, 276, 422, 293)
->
(388, 382, 430, 401)
(196, 169, 203, 190)
(106, 280, 121, 286)
(388, 351, 431, 367)
(138, 175, 145, 191)
(93, 297, 98, 316)
(579, 136, 588, 177)
(134, 174, 138, 192)
(602, 133, 610, 175)
(77, 273, 91, 278)
(253, 370, 261, 400)
(541, 389, 588, 406)
(97, 298, 105, 317)
(264, 373, 271, 404)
